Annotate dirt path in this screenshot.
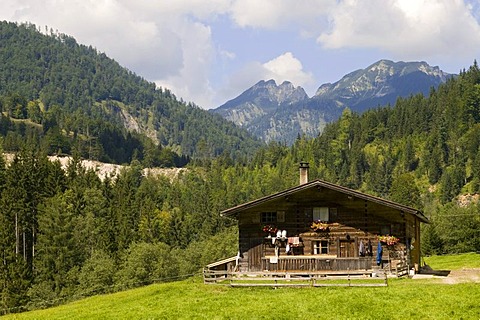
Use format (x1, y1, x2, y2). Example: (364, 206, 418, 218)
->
(442, 268, 480, 284)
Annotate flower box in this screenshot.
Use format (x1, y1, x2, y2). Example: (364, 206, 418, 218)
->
(310, 220, 329, 232)
(377, 235, 400, 246)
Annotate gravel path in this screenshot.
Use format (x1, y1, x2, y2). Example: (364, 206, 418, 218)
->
(442, 268, 480, 284)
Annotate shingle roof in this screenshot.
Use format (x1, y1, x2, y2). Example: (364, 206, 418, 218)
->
(221, 179, 429, 223)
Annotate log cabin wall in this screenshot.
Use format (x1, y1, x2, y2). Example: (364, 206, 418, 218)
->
(225, 178, 428, 273)
(237, 195, 413, 272)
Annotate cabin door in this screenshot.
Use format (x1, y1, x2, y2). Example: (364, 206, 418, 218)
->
(339, 239, 355, 257)
(248, 238, 263, 271)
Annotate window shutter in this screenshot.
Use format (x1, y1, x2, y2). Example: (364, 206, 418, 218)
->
(277, 211, 285, 222)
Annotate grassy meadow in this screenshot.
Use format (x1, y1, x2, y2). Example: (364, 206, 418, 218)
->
(3, 253, 479, 320)
(423, 252, 480, 270)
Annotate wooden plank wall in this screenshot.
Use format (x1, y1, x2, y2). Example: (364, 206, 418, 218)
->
(237, 197, 412, 272)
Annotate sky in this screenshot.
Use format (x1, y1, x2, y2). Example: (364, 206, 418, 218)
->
(1, 0, 480, 109)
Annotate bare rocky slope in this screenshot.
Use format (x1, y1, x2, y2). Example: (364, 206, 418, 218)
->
(3, 154, 185, 181)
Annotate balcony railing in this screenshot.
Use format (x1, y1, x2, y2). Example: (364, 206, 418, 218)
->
(261, 256, 373, 272)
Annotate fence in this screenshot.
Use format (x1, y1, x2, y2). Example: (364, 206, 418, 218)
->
(203, 269, 388, 287)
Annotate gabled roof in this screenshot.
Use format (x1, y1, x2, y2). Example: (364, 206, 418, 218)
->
(221, 179, 429, 223)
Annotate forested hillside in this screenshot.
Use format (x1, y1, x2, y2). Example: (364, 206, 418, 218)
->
(0, 21, 262, 165)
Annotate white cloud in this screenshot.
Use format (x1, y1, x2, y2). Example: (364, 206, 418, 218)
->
(318, 0, 480, 59)
(229, 0, 335, 29)
(263, 52, 314, 87)
(2, 0, 187, 78)
(119, 0, 231, 20)
(220, 49, 236, 61)
(220, 61, 266, 101)
(217, 52, 314, 107)
(154, 20, 216, 108)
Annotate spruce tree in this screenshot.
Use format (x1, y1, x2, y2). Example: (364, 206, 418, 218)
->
(389, 173, 421, 208)
(29, 191, 78, 303)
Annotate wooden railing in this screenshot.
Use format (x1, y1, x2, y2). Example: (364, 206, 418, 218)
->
(395, 262, 409, 277)
(203, 269, 388, 287)
(261, 256, 373, 272)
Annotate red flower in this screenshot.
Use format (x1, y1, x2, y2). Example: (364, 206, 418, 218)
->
(262, 224, 278, 234)
(377, 235, 400, 246)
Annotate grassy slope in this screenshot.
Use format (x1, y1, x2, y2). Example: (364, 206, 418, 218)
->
(423, 252, 480, 270)
(4, 253, 480, 320)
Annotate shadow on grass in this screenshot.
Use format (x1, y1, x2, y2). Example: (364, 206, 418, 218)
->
(419, 265, 451, 277)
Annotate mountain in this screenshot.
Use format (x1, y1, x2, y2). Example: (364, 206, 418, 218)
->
(312, 59, 450, 112)
(212, 60, 452, 144)
(214, 80, 308, 127)
(0, 21, 262, 164)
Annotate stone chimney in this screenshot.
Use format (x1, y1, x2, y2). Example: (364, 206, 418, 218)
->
(299, 162, 309, 185)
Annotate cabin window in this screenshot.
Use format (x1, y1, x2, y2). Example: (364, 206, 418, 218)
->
(313, 240, 329, 254)
(381, 225, 390, 235)
(261, 212, 277, 223)
(313, 207, 329, 222)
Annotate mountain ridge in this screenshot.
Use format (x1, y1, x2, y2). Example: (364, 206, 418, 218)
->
(212, 59, 452, 144)
(0, 21, 262, 164)
(215, 79, 308, 127)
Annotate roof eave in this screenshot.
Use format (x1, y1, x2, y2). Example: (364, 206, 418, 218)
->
(221, 179, 429, 223)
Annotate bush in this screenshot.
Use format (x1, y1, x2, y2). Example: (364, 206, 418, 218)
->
(178, 226, 238, 275)
(433, 203, 480, 254)
(115, 242, 178, 289)
(77, 250, 116, 296)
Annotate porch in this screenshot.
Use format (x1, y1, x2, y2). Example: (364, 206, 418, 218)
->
(260, 255, 373, 272)
(204, 252, 410, 287)
(203, 268, 389, 287)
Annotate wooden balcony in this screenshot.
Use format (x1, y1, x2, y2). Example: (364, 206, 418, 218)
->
(261, 255, 373, 272)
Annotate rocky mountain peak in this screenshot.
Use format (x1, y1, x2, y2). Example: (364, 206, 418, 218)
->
(213, 79, 308, 128)
(249, 79, 308, 105)
(313, 60, 451, 110)
(212, 60, 453, 144)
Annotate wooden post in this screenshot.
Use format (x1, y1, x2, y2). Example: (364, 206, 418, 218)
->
(347, 268, 351, 287)
(388, 248, 392, 274)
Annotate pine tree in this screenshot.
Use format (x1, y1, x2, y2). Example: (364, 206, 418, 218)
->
(0, 144, 5, 192)
(402, 138, 418, 172)
(110, 161, 143, 251)
(29, 191, 79, 303)
(426, 145, 443, 184)
(389, 173, 421, 208)
(422, 223, 444, 255)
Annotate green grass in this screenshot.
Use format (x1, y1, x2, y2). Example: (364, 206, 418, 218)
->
(3, 253, 480, 320)
(423, 252, 480, 270)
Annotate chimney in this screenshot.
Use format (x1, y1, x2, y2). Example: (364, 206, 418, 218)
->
(299, 162, 309, 185)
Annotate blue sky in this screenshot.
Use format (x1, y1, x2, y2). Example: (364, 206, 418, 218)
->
(2, 0, 480, 109)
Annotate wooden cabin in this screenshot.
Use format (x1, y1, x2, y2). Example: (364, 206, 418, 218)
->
(215, 163, 428, 275)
